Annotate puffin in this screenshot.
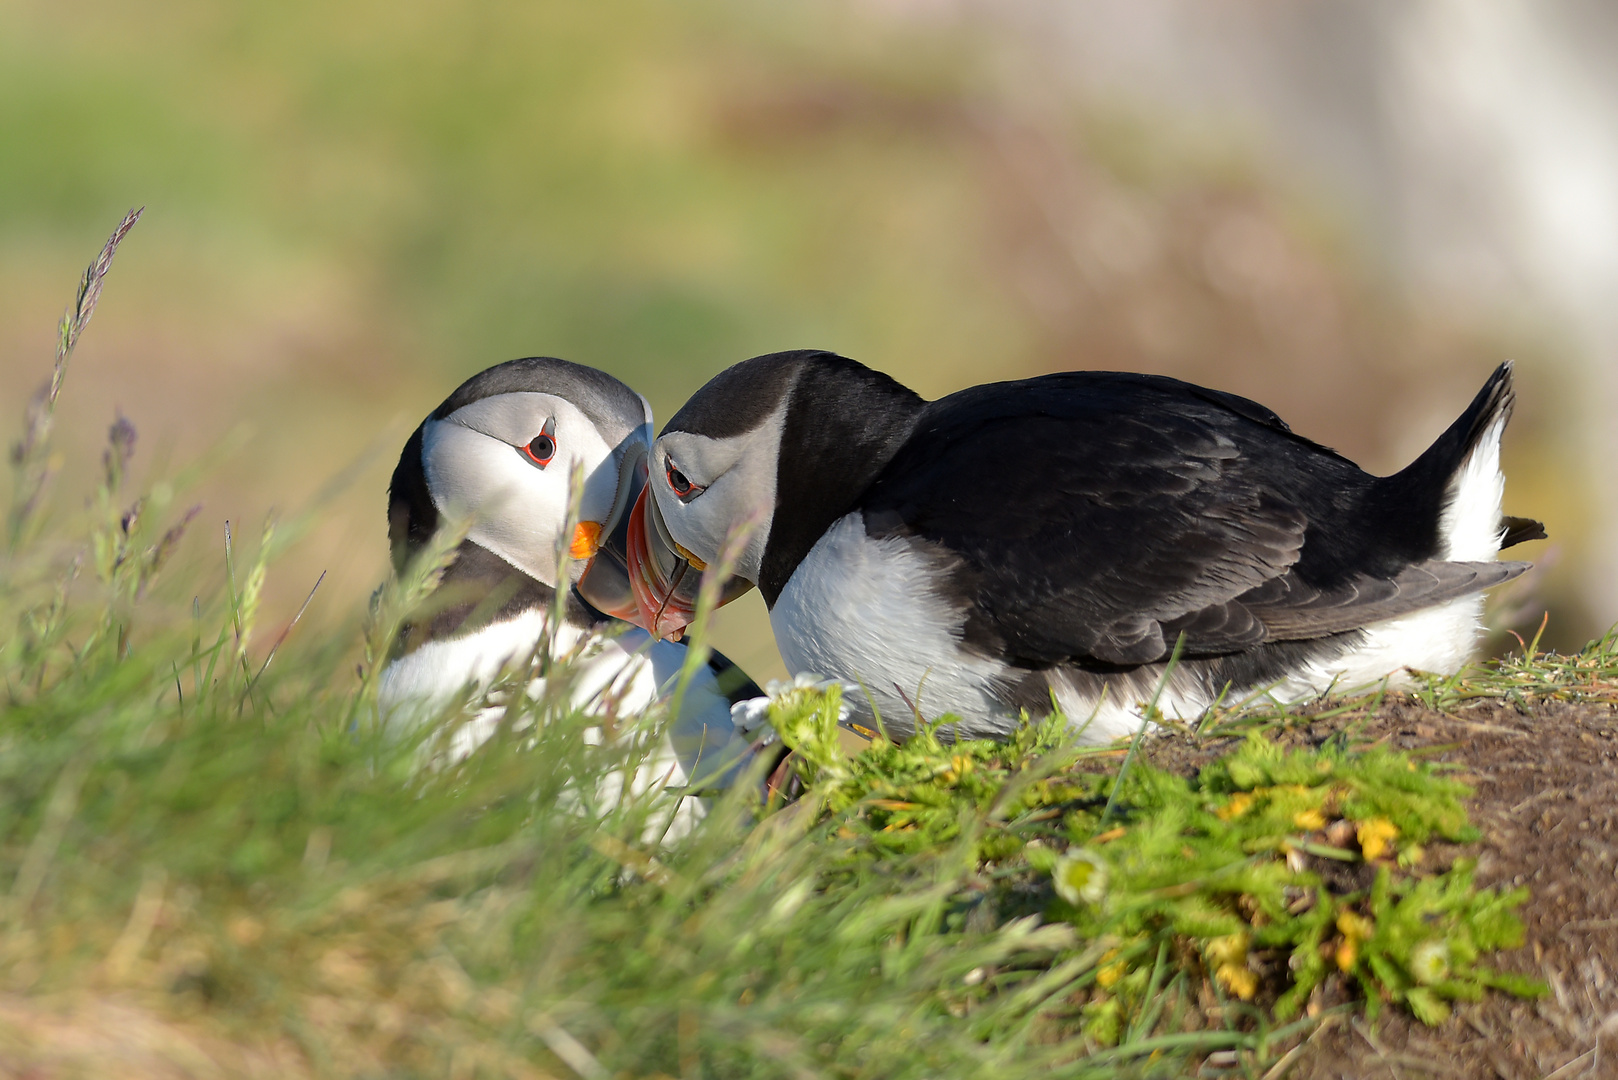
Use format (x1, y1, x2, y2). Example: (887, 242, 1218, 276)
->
(378, 355, 768, 796)
(618, 350, 1545, 743)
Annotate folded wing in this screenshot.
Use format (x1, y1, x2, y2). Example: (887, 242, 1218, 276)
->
(861, 371, 1522, 669)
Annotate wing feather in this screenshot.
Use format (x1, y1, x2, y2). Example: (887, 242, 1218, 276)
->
(860, 372, 1519, 669)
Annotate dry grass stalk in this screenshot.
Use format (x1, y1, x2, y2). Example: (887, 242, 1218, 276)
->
(8, 207, 144, 549)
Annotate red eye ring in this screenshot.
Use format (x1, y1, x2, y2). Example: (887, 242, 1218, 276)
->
(523, 432, 556, 468)
(665, 459, 702, 499)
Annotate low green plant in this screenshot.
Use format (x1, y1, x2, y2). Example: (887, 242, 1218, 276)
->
(767, 682, 1544, 1050)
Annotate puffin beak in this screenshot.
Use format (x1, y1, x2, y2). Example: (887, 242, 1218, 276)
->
(574, 442, 650, 621)
(570, 521, 602, 559)
(624, 486, 700, 639)
(621, 486, 753, 640)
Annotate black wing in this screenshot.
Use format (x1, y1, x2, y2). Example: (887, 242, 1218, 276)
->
(860, 372, 1521, 668)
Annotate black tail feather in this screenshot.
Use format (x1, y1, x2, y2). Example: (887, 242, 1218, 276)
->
(1374, 362, 1518, 560)
(1501, 515, 1547, 549)
(1399, 361, 1515, 487)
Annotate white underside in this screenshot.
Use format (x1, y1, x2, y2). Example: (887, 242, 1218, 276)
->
(1049, 592, 1489, 742)
(378, 611, 755, 837)
(772, 420, 1510, 744)
(772, 515, 1013, 741)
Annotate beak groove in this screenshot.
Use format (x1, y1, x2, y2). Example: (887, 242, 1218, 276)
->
(625, 487, 701, 640)
(619, 487, 757, 640)
(579, 437, 756, 637)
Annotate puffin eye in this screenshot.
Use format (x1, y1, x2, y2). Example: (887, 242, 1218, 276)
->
(521, 420, 557, 468)
(665, 457, 705, 501)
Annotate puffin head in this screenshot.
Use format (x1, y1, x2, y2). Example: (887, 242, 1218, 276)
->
(623, 350, 923, 639)
(387, 356, 653, 614)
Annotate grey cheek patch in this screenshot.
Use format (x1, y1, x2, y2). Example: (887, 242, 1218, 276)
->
(653, 404, 785, 584)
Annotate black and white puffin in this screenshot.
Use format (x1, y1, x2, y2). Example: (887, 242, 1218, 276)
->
(619, 350, 1545, 742)
(378, 356, 766, 793)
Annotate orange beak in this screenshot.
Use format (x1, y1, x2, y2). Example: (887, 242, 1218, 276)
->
(579, 452, 756, 635)
(570, 521, 603, 560)
(574, 452, 648, 622)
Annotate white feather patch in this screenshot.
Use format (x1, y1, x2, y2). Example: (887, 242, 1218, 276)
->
(378, 612, 754, 835)
(1439, 416, 1508, 562)
(771, 513, 1012, 740)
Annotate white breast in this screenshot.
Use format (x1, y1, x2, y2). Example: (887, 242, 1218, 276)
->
(770, 513, 1013, 739)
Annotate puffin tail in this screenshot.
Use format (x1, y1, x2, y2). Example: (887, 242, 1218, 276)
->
(1384, 362, 1543, 560)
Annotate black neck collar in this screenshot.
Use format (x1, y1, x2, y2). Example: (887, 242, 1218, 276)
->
(757, 354, 925, 605)
(393, 541, 606, 657)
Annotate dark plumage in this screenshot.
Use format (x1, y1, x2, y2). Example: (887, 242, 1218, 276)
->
(858, 367, 1523, 668)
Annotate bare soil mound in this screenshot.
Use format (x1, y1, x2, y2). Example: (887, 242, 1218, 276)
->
(1147, 697, 1618, 1079)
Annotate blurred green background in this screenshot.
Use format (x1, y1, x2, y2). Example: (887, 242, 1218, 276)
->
(3, 0, 1610, 682)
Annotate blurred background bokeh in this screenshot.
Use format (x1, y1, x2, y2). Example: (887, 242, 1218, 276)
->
(3, 0, 1613, 683)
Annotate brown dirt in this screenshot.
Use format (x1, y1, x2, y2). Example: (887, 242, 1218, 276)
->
(1145, 697, 1618, 1080)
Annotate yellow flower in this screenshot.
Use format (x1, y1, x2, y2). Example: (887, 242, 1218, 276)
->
(1216, 962, 1258, 1001)
(1205, 933, 1248, 966)
(1334, 910, 1375, 972)
(1357, 818, 1399, 861)
(1216, 792, 1255, 820)
(1337, 910, 1374, 939)
(1205, 934, 1256, 999)
(1096, 960, 1127, 989)
(1292, 808, 1327, 831)
(1334, 938, 1357, 972)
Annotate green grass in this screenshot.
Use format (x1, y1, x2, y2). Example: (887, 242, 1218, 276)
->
(0, 223, 1590, 1078)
